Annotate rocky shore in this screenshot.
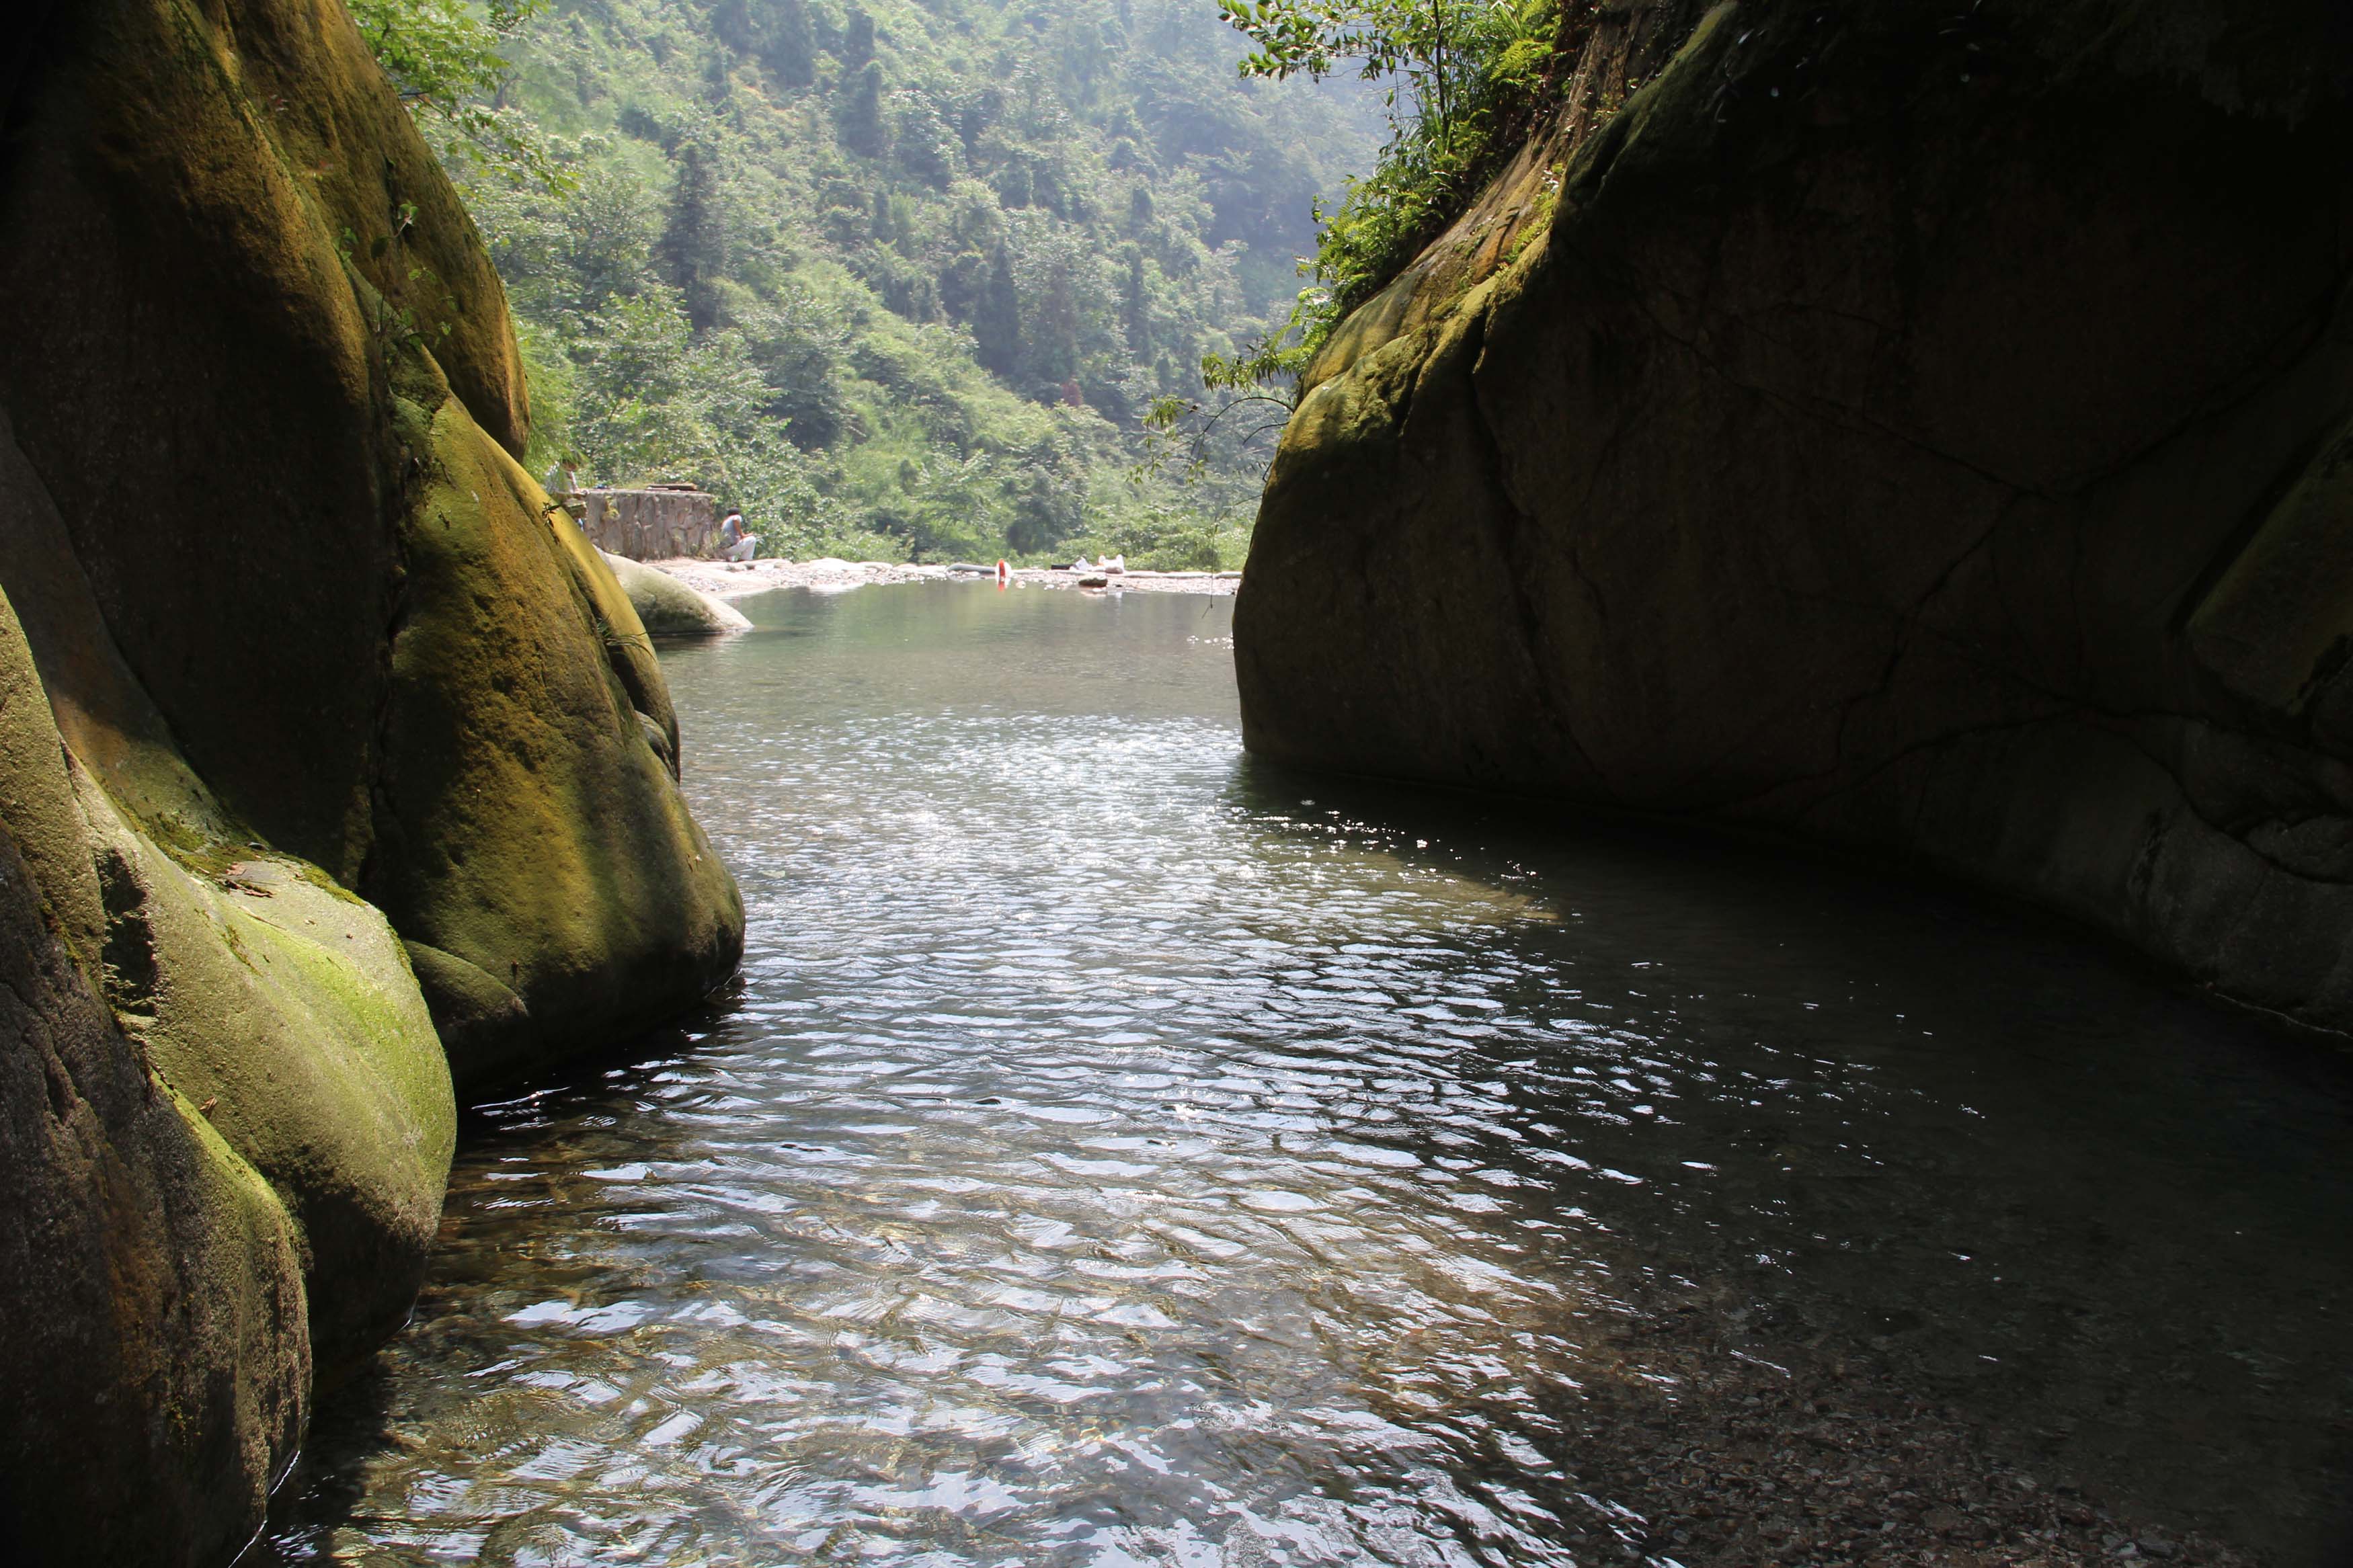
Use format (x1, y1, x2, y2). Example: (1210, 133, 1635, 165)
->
(647, 555, 1242, 601)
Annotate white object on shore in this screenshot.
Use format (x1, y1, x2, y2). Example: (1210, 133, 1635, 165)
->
(1103, 554, 1125, 573)
(633, 554, 1236, 600)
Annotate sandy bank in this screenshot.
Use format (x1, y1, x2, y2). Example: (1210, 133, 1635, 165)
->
(645, 556, 1240, 602)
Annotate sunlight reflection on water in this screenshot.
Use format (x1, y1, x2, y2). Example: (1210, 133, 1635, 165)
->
(255, 583, 2353, 1566)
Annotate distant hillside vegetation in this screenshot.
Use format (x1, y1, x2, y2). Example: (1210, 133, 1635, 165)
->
(446, 0, 1381, 565)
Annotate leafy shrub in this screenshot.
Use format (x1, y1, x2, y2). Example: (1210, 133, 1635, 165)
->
(1222, 0, 1568, 358)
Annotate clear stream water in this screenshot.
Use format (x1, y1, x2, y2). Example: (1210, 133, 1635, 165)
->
(258, 584, 2352, 1566)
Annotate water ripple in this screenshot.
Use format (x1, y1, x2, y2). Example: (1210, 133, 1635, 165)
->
(257, 585, 2353, 1567)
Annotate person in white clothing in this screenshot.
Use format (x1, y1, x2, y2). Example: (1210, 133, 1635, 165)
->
(719, 511, 758, 561)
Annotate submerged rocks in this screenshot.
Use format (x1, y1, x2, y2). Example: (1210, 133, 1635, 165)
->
(0, 0, 744, 1558)
(1238, 0, 2353, 1031)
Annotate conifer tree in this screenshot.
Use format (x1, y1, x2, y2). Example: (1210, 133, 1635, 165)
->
(840, 60, 886, 157)
(973, 243, 1021, 378)
(1121, 247, 1150, 354)
(711, 0, 755, 56)
(764, 0, 817, 86)
(841, 9, 876, 68)
(1034, 259, 1080, 395)
(657, 142, 727, 331)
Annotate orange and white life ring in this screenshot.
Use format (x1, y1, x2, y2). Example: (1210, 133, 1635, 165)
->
(995, 559, 1010, 588)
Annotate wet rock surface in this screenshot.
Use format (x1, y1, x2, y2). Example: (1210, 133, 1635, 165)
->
(1236, 0, 2353, 1034)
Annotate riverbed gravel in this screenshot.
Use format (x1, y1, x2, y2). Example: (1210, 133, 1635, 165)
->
(1536, 1292, 2251, 1568)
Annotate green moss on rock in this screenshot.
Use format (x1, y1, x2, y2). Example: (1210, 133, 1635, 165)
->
(602, 551, 756, 639)
(0, 0, 746, 1556)
(370, 393, 743, 1087)
(0, 587, 311, 1568)
(1239, 0, 2353, 1031)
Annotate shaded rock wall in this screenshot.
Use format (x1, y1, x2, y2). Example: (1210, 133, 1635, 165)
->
(0, 575, 377, 1567)
(1238, 0, 2353, 1032)
(0, 0, 746, 1559)
(0, 589, 310, 1568)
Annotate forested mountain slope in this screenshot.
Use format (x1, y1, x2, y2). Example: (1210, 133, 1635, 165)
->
(456, 0, 1382, 564)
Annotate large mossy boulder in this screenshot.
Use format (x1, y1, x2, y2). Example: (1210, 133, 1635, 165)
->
(0, 575, 421, 1567)
(0, 0, 743, 1089)
(1238, 0, 2353, 1031)
(0, 0, 744, 1559)
(603, 550, 757, 636)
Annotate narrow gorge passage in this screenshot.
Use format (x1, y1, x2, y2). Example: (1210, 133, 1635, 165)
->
(257, 586, 2353, 1566)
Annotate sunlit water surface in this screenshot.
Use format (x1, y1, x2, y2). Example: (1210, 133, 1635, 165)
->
(259, 584, 2352, 1565)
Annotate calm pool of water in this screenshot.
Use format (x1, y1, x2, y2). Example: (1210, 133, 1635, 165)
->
(257, 583, 2352, 1565)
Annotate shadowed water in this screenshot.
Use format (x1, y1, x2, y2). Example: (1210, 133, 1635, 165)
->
(256, 583, 2352, 1565)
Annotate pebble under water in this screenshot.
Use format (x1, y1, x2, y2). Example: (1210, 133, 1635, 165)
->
(256, 584, 2353, 1567)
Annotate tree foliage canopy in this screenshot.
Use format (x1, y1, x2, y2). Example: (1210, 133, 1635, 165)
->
(1215, 0, 1567, 364)
(354, 0, 1384, 566)
(348, 0, 573, 189)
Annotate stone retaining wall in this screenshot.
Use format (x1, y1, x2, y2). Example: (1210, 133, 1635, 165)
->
(579, 488, 718, 559)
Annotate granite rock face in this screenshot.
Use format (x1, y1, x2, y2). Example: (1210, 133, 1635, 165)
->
(1238, 0, 2353, 1031)
(0, 0, 744, 1559)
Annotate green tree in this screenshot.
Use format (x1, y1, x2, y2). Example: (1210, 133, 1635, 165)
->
(1006, 446, 1084, 553)
(348, 0, 569, 190)
(739, 292, 849, 450)
(973, 243, 1022, 378)
(775, 1, 819, 83)
(569, 288, 730, 482)
(839, 60, 887, 157)
(1120, 246, 1150, 354)
(1218, 0, 1475, 143)
(1216, 0, 1563, 343)
(1031, 259, 1080, 395)
(840, 8, 877, 68)
(656, 142, 729, 331)
(717, 0, 817, 85)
